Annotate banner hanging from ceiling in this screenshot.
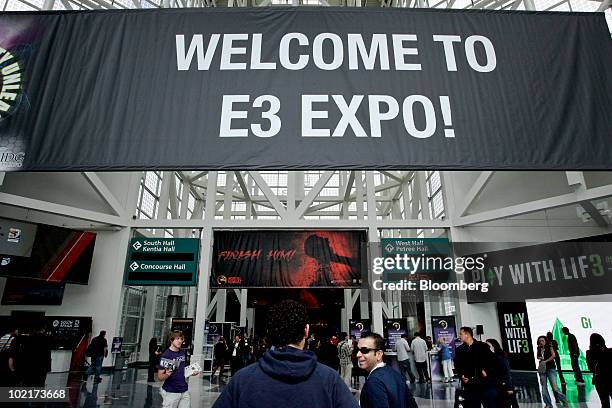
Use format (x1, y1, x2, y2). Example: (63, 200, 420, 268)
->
(0, 9, 610, 170)
(463, 241, 612, 303)
(212, 230, 366, 288)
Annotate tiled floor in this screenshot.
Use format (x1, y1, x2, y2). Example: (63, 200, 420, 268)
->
(41, 368, 603, 407)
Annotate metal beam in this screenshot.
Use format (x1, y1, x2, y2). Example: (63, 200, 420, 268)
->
(293, 171, 335, 220)
(456, 171, 495, 217)
(248, 171, 287, 219)
(82, 172, 125, 217)
(455, 184, 612, 227)
(130, 217, 450, 229)
(0, 192, 125, 226)
(234, 171, 257, 217)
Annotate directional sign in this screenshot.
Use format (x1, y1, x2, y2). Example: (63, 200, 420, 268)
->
(124, 238, 200, 286)
(381, 237, 451, 281)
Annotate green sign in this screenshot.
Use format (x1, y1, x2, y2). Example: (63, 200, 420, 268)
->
(381, 238, 451, 280)
(124, 238, 200, 286)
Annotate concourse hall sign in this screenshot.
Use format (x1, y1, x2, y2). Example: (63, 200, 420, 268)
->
(0, 8, 610, 170)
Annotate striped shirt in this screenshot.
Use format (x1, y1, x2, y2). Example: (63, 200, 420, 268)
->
(338, 340, 352, 366)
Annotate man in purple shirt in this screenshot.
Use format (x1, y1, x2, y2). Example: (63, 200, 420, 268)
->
(158, 330, 199, 408)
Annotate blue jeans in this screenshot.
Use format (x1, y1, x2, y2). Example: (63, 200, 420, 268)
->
(539, 369, 567, 406)
(87, 356, 103, 379)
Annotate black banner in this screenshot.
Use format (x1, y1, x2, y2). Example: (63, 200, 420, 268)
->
(45, 316, 92, 350)
(464, 242, 612, 303)
(212, 230, 366, 288)
(496, 302, 535, 370)
(0, 9, 610, 171)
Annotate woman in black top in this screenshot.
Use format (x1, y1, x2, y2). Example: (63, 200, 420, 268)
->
(486, 338, 518, 408)
(148, 337, 161, 382)
(586, 333, 612, 408)
(537, 336, 568, 408)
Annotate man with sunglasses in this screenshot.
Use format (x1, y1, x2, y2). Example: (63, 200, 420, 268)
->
(357, 332, 418, 408)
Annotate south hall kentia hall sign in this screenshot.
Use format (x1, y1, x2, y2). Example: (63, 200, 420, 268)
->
(0, 8, 610, 171)
(124, 238, 200, 286)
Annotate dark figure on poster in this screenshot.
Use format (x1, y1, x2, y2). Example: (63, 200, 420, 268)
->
(304, 234, 356, 287)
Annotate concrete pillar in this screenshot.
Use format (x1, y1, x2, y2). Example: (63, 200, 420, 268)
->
(239, 289, 248, 327)
(138, 287, 158, 362)
(192, 172, 217, 355)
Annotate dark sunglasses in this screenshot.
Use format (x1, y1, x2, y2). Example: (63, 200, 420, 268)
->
(357, 347, 380, 355)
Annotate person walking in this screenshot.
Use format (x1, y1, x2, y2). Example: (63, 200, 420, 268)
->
(395, 334, 416, 383)
(212, 337, 228, 380)
(337, 332, 353, 388)
(148, 337, 161, 382)
(586, 333, 612, 408)
(561, 327, 585, 385)
(212, 300, 357, 408)
(357, 332, 418, 408)
(229, 335, 243, 376)
(454, 327, 498, 408)
(536, 335, 568, 408)
(486, 338, 518, 408)
(437, 337, 454, 383)
(86, 330, 108, 383)
(158, 330, 199, 408)
(546, 332, 565, 386)
(411, 332, 430, 383)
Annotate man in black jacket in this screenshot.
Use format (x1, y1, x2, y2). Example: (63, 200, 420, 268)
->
(454, 327, 498, 408)
(229, 334, 244, 376)
(86, 330, 108, 383)
(358, 332, 418, 408)
(562, 327, 585, 385)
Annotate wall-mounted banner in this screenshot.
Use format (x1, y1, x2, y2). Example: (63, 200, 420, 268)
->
(111, 337, 124, 354)
(349, 319, 371, 341)
(496, 302, 534, 370)
(463, 242, 612, 303)
(212, 230, 366, 288)
(383, 318, 407, 351)
(0, 9, 610, 171)
(431, 315, 457, 359)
